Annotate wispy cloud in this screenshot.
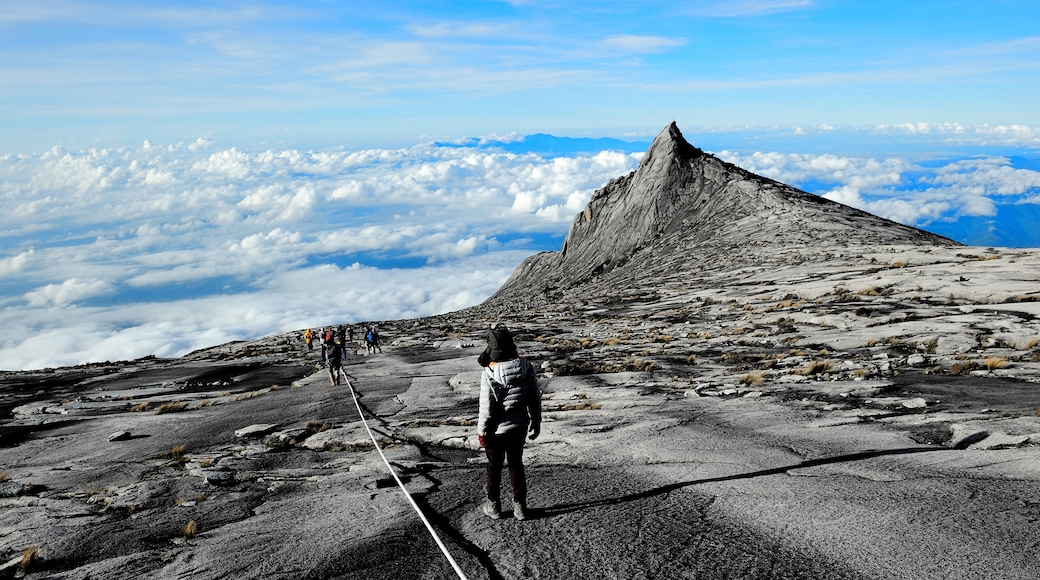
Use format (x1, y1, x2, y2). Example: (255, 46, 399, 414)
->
(691, 0, 814, 18)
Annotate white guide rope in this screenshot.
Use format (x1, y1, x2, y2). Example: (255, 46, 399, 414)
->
(343, 377, 470, 580)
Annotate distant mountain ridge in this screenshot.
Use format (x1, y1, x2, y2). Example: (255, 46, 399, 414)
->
(488, 122, 959, 303)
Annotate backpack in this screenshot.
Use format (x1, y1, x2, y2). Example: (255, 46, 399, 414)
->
(366, 330, 374, 343)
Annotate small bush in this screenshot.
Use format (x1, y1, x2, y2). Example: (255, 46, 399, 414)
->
(184, 520, 198, 540)
(951, 361, 979, 375)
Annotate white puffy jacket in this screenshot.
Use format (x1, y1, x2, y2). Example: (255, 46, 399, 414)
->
(478, 359, 541, 437)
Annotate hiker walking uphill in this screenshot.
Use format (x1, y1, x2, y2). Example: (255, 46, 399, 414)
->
(365, 327, 382, 354)
(477, 325, 541, 521)
(304, 328, 314, 351)
(324, 335, 343, 386)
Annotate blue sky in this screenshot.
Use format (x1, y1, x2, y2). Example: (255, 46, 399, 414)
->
(4, 0, 1040, 151)
(2, 1, 1039, 369)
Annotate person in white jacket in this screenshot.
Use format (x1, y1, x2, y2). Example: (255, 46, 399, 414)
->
(477, 325, 541, 521)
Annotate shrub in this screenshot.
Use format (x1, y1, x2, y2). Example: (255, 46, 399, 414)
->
(184, 520, 198, 540)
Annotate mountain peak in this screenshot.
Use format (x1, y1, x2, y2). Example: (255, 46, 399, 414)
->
(489, 122, 958, 304)
(636, 121, 702, 174)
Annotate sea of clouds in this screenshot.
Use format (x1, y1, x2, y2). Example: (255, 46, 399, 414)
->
(2, 127, 1039, 370)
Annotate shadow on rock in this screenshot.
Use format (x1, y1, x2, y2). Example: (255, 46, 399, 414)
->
(535, 446, 948, 519)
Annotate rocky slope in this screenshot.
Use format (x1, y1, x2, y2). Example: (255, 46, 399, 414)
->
(491, 122, 957, 306)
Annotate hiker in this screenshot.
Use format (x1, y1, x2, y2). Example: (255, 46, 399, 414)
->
(337, 325, 346, 350)
(368, 328, 380, 355)
(348, 327, 354, 343)
(304, 328, 314, 351)
(325, 335, 343, 385)
(476, 325, 541, 521)
(371, 327, 382, 353)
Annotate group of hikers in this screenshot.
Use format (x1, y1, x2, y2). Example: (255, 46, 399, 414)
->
(302, 325, 383, 385)
(301, 321, 542, 522)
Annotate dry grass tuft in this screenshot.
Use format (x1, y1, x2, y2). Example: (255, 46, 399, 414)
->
(21, 545, 41, 572)
(926, 337, 939, 353)
(171, 444, 188, 463)
(130, 402, 151, 412)
(891, 261, 909, 268)
(1009, 295, 1040, 303)
(198, 458, 213, 468)
(739, 371, 766, 387)
(1025, 338, 1039, 350)
(951, 361, 979, 375)
(983, 357, 1009, 371)
(0, 471, 8, 482)
(799, 360, 835, 376)
(184, 520, 198, 540)
(562, 401, 602, 411)
(153, 401, 189, 415)
(306, 420, 332, 436)
(603, 337, 621, 346)
(631, 359, 657, 372)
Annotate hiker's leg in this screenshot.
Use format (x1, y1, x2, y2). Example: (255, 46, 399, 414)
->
(484, 436, 505, 502)
(504, 432, 527, 504)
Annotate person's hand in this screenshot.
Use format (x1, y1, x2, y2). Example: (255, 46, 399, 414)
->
(478, 434, 486, 448)
(528, 423, 540, 440)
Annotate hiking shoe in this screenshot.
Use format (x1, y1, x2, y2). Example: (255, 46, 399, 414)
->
(482, 500, 502, 520)
(513, 501, 527, 521)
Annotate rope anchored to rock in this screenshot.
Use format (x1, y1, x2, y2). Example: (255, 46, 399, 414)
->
(342, 377, 470, 580)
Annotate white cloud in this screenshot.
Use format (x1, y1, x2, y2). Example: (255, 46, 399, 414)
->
(0, 249, 34, 276)
(693, 0, 814, 18)
(25, 278, 113, 307)
(0, 138, 639, 369)
(601, 35, 685, 53)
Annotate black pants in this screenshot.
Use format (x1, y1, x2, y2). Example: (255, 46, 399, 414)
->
(485, 430, 527, 504)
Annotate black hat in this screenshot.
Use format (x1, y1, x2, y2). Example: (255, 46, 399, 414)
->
(485, 325, 517, 363)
